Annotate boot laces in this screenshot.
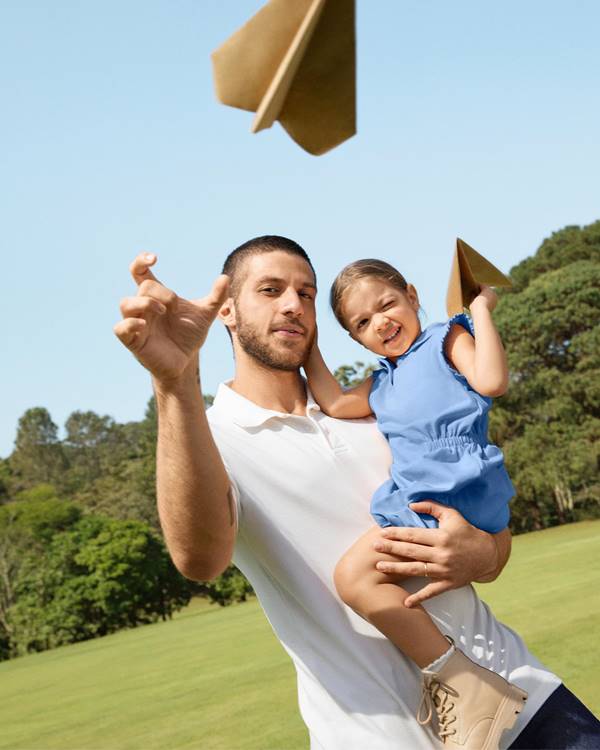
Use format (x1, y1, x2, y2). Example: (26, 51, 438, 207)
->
(418, 676, 458, 740)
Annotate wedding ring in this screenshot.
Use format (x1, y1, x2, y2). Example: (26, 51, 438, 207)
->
(423, 562, 429, 577)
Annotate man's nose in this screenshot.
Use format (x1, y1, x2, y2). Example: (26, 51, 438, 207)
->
(279, 289, 304, 316)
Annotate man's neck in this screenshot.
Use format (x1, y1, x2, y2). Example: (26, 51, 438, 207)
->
(229, 359, 308, 416)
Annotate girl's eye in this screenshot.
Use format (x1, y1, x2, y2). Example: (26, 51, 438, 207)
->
(357, 319, 368, 330)
(382, 300, 394, 309)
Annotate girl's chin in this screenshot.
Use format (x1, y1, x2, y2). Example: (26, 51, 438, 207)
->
(383, 342, 412, 359)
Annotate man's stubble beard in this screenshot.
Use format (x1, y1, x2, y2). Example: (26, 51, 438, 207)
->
(235, 313, 315, 372)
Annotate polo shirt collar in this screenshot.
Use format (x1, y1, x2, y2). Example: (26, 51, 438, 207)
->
(213, 380, 321, 429)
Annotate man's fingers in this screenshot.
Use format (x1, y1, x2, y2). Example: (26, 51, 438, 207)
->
(404, 581, 452, 609)
(130, 252, 160, 286)
(373, 539, 436, 562)
(113, 318, 147, 348)
(119, 296, 167, 318)
(137, 280, 177, 308)
(407, 501, 456, 522)
(379, 525, 441, 547)
(375, 560, 436, 578)
(195, 274, 230, 311)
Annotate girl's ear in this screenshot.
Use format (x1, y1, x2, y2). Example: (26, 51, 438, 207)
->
(406, 284, 420, 310)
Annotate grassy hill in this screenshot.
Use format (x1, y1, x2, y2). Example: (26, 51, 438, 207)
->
(1, 520, 599, 749)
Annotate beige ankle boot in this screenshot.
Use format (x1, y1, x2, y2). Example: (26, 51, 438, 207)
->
(417, 645, 528, 749)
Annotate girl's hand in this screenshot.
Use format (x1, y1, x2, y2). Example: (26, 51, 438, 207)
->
(469, 285, 498, 313)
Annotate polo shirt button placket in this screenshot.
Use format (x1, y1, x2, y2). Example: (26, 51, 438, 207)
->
(311, 417, 349, 455)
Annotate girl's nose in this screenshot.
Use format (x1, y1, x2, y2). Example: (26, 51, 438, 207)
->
(374, 313, 390, 331)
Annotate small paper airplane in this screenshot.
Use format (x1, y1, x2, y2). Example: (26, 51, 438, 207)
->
(211, 0, 356, 156)
(446, 238, 512, 316)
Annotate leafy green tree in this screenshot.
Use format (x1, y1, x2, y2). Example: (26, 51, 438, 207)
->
(65, 411, 116, 450)
(9, 408, 68, 492)
(14, 483, 59, 504)
(81, 393, 214, 528)
(492, 221, 600, 531)
(63, 411, 116, 486)
(65, 405, 159, 528)
(200, 565, 254, 607)
(0, 459, 13, 505)
(7, 515, 191, 657)
(0, 496, 82, 656)
(508, 223, 600, 291)
(333, 361, 376, 388)
(1, 494, 81, 542)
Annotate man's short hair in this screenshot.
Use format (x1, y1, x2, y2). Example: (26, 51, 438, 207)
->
(222, 235, 316, 299)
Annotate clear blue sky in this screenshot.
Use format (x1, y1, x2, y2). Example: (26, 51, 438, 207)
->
(1, 0, 599, 457)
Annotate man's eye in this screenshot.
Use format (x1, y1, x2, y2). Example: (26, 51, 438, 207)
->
(300, 292, 314, 300)
(260, 288, 278, 294)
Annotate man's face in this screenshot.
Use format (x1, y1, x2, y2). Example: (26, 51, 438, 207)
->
(230, 251, 317, 371)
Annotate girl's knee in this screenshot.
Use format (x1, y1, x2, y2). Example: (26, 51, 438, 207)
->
(333, 552, 357, 605)
(334, 547, 375, 612)
(335, 528, 384, 602)
(334, 526, 411, 618)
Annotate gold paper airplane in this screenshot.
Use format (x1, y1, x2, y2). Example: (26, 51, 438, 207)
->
(211, 0, 356, 156)
(446, 238, 512, 316)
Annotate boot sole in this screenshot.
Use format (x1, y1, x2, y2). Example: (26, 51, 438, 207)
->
(481, 685, 528, 750)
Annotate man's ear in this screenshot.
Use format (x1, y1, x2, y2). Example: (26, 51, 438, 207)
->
(406, 284, 420, 310)
(217, 297, 236, 329)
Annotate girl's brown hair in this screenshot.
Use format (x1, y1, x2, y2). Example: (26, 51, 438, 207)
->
(329, 259, 409, 330)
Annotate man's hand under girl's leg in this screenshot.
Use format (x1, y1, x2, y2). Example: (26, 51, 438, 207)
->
(334, 525, 450, 668)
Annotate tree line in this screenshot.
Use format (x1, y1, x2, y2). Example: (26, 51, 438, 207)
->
(492, 221, 599, 531)
(1, 220, 598, 660)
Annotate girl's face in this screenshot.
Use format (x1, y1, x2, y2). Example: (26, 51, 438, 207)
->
(341, 277, 421, 360)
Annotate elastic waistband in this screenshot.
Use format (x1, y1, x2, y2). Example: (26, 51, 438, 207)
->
(426, 436, 484, 449)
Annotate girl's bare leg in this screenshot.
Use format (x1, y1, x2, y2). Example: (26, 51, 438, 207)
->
(334, 526, 450, 668)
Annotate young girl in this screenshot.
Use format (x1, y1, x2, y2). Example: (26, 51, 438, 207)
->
(304, 258, 528, 750)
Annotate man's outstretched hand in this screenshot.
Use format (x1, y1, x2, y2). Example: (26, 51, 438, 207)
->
(113, 253, 230, 385)
(372, 501, 510, 608)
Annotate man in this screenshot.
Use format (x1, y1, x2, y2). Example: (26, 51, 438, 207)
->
(115, 235, 598, 749)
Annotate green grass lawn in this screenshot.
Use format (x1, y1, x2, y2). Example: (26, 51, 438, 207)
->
(1, 520, 599, 749)
(473, 519, 600, 715)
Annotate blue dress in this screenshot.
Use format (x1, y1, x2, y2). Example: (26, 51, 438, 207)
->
(369, 314, 514, 534)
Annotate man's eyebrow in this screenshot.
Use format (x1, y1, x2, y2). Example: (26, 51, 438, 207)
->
(255, 275, 317, 289)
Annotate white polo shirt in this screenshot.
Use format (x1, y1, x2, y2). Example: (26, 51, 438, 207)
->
(207, 382, 560, 750)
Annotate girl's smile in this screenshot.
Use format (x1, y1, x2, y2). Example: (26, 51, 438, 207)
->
(341, 278, 421, 360)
